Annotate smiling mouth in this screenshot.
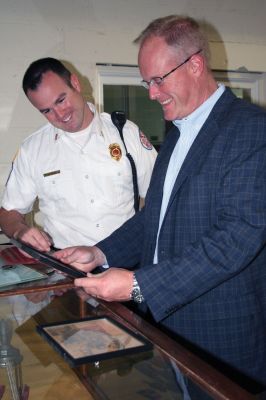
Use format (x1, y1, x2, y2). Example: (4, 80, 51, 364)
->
(160, 98, 172, 106)
(62, 114, 72, 123)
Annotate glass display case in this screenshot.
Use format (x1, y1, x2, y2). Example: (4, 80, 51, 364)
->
(0, 265, 265, 399)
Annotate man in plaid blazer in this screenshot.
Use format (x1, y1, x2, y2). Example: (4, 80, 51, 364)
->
(55, 16, 266, 385)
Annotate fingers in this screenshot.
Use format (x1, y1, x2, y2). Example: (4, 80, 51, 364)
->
(32, 230, 52, 251)
(54, 247, 91, 265)
(54, 246, 102, 267)
(15, 227, 52, 252)
(53, 247, 96, 274)
(73, 269, 133, 302)
(74, 274, 102, 299)
(53, 247, 78, 263)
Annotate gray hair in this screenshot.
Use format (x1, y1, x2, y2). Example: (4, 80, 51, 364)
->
(134, 15, 210, 65)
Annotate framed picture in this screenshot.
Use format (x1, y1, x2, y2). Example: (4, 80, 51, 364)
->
(10, 239, 87, 279)
(36, 316, 153, 366)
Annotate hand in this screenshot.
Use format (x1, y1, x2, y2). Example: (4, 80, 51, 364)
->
(74, 268, 134, 302)
(53, 246, 106, 273)
(14, 226, 52, 252)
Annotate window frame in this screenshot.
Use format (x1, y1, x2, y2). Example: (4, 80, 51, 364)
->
(96, 64, 266, 110)
(96, 64, 141, 112)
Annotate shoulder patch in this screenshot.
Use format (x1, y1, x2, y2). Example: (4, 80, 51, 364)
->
(139, 131, 153, 150)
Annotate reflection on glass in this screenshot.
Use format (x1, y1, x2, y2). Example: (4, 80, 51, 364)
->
(0, 319, 27, 399)
(10, 293, 52, 326)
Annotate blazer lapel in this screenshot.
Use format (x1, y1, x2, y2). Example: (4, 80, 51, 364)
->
(165, 88, 236, 215)
(154, 125, 180, 192)
(147, 125, 180, 243)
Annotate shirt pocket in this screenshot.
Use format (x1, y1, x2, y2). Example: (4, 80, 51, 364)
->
(90, 163, 133, 208)
(39, 170, 77, 210)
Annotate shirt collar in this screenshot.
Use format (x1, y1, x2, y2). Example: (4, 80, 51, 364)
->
(173, 84, 225, 131)
(54, 102, 102, 141)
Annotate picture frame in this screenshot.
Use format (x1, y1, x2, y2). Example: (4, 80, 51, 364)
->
(10, 239, 87, 279)
(36, 316, 153, 366)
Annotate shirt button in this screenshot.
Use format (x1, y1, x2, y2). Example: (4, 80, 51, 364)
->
(90, 199, 94, 203)
(96, 224, 99, 228)
(85, 174, 89, 179)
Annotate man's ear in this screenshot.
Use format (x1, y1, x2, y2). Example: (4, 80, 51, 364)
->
(189, 53, 204, 76)
(70, 74, 81, 92)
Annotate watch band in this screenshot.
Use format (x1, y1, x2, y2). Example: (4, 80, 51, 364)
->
(131, 273, 144, 303)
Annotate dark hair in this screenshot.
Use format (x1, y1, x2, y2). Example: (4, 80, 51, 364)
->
(134, 15, 210, 64)
(22, 57, 72, 95)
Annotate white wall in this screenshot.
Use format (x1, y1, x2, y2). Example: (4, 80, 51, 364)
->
(1, 0, 266, 195)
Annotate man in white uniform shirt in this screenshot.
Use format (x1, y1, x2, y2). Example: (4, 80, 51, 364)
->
(0, 58, 157, 251)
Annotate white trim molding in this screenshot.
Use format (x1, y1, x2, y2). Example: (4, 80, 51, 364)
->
(96, 64, 141, 111)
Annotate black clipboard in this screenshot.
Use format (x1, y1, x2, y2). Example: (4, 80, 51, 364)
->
(10, 239, 87, 279)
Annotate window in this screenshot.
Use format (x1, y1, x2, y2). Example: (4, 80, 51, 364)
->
(214, 70, 266, 106)
(96, 64, 167, 147)
(96, 65, 266, 147)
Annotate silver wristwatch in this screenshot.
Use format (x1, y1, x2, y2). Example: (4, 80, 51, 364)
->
(131, 273, 144, 303)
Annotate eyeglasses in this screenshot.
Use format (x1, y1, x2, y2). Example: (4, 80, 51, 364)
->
(141, 49, 202, 90)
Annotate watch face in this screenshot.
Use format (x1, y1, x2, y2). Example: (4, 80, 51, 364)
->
(132, 288, 144, 303)
(131, 274, 144, 303)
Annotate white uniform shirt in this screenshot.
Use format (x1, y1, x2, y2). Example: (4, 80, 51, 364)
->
(2, 103, 157, 248)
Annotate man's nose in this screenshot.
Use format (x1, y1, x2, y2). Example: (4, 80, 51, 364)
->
(148, 84, 160, 100)
(54, 106, 65, 119)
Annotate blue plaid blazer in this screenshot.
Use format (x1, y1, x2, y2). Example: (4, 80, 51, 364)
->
(98, 88, 266, 384)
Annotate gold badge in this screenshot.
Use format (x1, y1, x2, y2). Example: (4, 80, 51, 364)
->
(109, 143, 122, 161)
